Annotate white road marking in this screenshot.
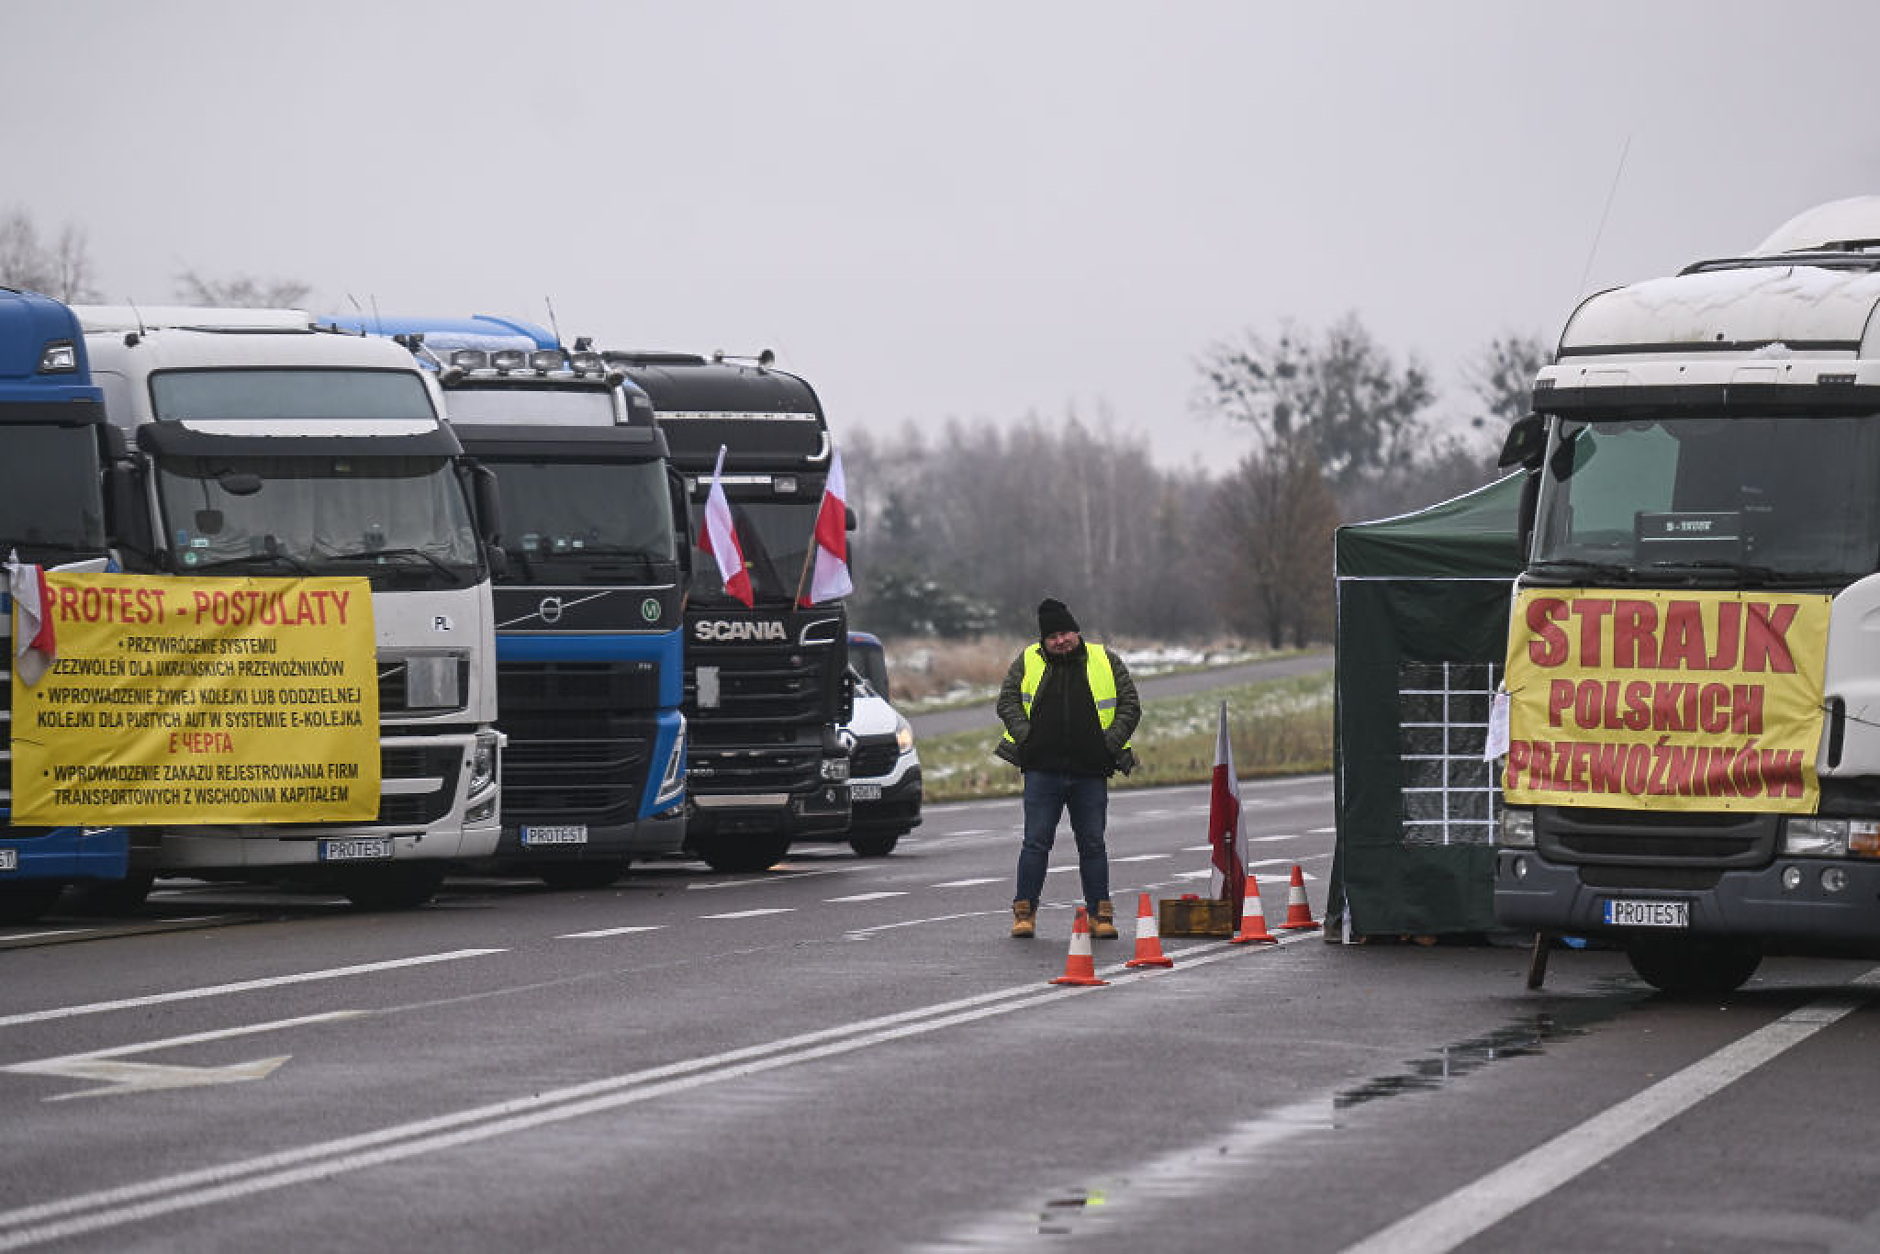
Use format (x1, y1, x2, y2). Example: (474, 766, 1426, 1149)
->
(1341, 970, 1880, 1254)
(1111, 854, 1170, 863)
(1172, 870, 1213, 881)
(685, 865, 863, 890)
(0, 934, 1312, 1249)
(557, 926, 663, 940)
(1246, 833, 1301, 842)
(931, 877, 1003, 889)
(0, 929, 88, 942)
(700, 908, 796, 920)
(826, 892, 908, 903)
(5, 1012, 363, 1101)
(0, 950, 505, 1029)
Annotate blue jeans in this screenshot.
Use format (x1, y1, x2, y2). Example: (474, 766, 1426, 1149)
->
(1015, 771, 1109, 910)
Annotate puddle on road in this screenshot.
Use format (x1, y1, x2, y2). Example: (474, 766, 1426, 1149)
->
(914, 981, 1646, 1250)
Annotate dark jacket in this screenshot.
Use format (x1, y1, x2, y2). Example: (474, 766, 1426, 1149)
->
(995, 641, 1140, 776)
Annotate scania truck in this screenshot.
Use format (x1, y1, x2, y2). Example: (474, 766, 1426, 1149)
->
(78, 306, 503, 908)
(607, 351, 851, 873)
(0, 287, 130, 922)
(1494, 197, 1880, 993)
(323, 314, 688, 888)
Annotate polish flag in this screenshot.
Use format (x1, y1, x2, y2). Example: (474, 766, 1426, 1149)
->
(1207, 701, 1248, 922)
(5, 549, 57, 687)
(699, 445, 754, 607)
(802, 448, 853, 606)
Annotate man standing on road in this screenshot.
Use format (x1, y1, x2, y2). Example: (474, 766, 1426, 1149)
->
(995, 597, 1139, 940)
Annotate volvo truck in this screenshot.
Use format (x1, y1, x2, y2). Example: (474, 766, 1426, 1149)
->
(323, 314, 688, 888)
(0, 287, 130, 922)
(608, 351, 851, 873)
(78, 306, 503, 908)
(1494, 196, 1880, 993)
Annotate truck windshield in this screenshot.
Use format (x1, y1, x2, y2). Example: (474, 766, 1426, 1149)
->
(690, 496, 820, 606)
(150, 369, 435, 422)
(0, 425, 107, 560)
(485, 458, 678, 583)
(1531, 412, 1880, 584)
(155, 454, 482, 586)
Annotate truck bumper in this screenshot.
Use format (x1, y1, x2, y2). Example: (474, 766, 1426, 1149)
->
(1494, 850, 1880, 955)
(0, 824, 130, 882)
(685, 783, 851, 841)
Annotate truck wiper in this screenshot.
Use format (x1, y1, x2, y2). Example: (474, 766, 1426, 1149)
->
(1527, 558, 1637, 582)
(324, 547, 456, 579)
(1646, 560, 1780, 584)
(183, 549, 313, 575)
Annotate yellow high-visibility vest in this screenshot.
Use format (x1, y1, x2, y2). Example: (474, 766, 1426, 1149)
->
(1003, 643, 1129, 746)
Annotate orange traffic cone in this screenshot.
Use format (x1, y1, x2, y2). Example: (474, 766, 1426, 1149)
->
(1124, 891, 1175, 969)
(1050, 906, 1110, 986)
(1229, 873, 1278, 945)
(1279, 863, 1321, 931)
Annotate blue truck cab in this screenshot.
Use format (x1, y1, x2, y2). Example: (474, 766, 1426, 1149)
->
(0, 287, 130, 922)
(320, 314, 689, 888)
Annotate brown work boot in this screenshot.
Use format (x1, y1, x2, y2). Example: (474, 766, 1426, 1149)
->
(1091, 900, 1119, 939)
(1010, 900, 1036, 939)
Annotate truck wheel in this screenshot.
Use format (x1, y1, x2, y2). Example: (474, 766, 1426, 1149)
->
(848, 832, 901, 858)
(0, 881, 66, 924)
(692, 834, 791, 874)
(64, 871, 156, 917)
(538, 860, 631, 891)
(1625, 937, 1763, 996)
(341, 865, 446, 910)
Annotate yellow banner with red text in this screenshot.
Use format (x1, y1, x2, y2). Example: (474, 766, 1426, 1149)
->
(10, 573, 379, 825)
(1503, 588, 1829, 813)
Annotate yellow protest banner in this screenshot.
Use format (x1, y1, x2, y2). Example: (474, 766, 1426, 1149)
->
(1502, 588, 1830, 813)
(10, 574, 379, 825)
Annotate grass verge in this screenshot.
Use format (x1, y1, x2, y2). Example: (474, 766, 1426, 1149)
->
(918, 670, 1333, 802)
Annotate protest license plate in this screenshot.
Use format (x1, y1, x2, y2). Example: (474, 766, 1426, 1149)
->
(521, 825, 588, 846)
(0, 849, 17, 873)
(319, 837, 393, 863)
(1602, 898, 1688, 928)
(850, 783, 882, 801)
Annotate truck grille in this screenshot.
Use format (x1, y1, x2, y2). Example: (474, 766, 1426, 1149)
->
(683, 649, 826, 725)
(497, 660, 659, 714)
(274, 744, 461, 829)
(686, 744, 821, 794)
(501, 733, 651, 824)
(379, 658, 472, 715)
(1537, 806, 1777, 868)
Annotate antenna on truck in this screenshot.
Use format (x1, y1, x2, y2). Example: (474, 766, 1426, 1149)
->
(1575, 133, 1633, 302)
(545, 297, 564, 351)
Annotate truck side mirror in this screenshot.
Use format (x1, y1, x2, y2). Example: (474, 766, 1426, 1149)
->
(1498, 414, 1547, 470)
(470, 463, 503, 546)
(845, 505, 858, 531)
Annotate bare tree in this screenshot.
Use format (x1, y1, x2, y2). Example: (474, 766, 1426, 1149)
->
(175, 269, 311, 308)
(1463, 331, 1552, 431)
(0, 207, 99, 302)
(1212, 445, 1339, 648)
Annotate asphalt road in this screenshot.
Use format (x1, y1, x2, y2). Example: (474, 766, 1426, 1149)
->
(907, 647, 1334, 740)
(4, 778, 1879, 1253)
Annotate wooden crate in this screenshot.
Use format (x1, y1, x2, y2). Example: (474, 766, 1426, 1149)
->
(1158, 895, 1234, 937)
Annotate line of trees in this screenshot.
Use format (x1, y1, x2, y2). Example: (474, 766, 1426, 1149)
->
(848, 319, 1547, 647)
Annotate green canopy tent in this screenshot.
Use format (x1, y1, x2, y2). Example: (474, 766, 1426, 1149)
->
(1328, 472, 1526, 939)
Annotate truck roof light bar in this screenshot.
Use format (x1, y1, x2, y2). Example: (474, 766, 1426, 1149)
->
(569, 351, 604, 375)
(527, 349, 565, 374)
(490, 349, 527, 373)
(449, 349, 490, 371)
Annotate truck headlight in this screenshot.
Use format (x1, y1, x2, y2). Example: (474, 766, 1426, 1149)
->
(821, 755, 851, 782)
(468, 730, 499, 797)
(653, 715, 687, 809)
(1783, 817, 1850, 857)
(1498, 808, 1536, 849)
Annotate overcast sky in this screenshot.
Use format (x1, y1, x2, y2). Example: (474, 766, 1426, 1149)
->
(12, 1, 1880, 472)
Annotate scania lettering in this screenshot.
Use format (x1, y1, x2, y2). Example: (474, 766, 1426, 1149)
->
(81, 307, 503, 909)
(1494, 197, 1880, 994)
(0, 288, 131, 922)
(322, 314, 688, 889)
(608, 350, 852, 873)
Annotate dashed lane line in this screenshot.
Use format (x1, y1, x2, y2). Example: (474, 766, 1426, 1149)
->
(0, 950, 506, 1029)
(825, 892, 908, 904)
(931, 877, 1003, 889)
(699, 908, 797, 920)
(557, 926, 663, 940)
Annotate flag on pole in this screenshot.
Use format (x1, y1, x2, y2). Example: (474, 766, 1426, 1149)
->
(5, 548, 57, 687)
(699, 445, 754, 608)
(1207, 701, 1248, 923)
(802, 447, 853, 606)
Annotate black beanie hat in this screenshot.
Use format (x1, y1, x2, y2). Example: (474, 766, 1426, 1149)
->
(1037, 598, 1079, 637)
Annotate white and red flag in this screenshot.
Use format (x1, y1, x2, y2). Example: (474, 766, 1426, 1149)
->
(1207, 701, 1248, 922)
(5, 549, 57, 687)
(699, 445, 754, 608)
(801, 447, 853, 606)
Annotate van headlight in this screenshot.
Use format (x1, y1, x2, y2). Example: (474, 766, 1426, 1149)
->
(895, 716, 914, 755)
